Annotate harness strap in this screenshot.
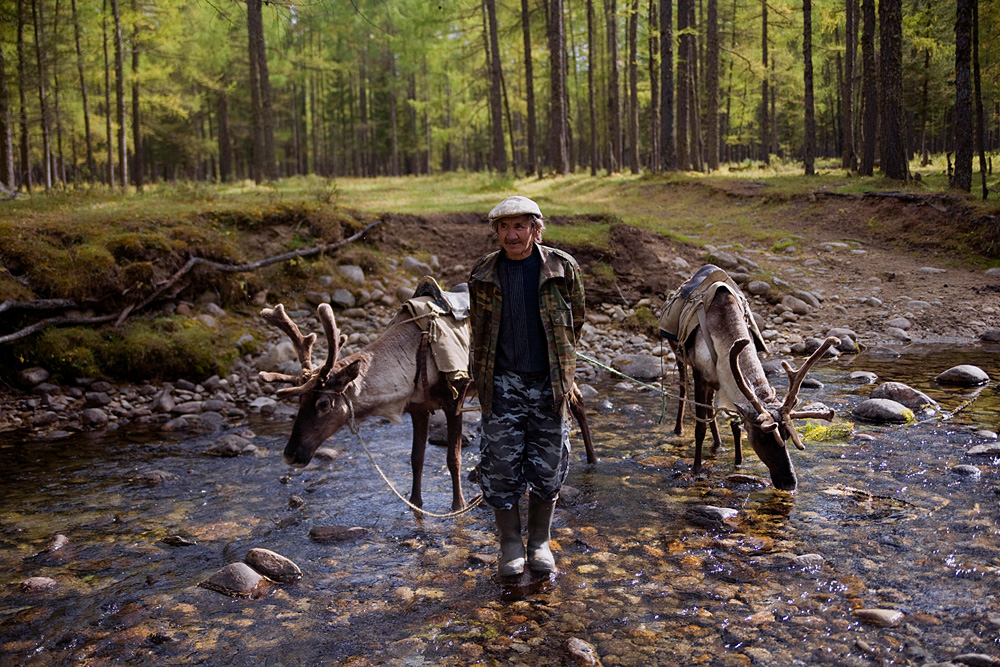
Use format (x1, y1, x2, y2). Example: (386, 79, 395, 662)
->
(694, 302, 719, 366)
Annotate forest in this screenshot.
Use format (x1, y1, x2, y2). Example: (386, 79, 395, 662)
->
(0, 0, 996, 194)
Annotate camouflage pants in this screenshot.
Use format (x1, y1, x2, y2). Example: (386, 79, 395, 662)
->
(477, 371, 571, 510)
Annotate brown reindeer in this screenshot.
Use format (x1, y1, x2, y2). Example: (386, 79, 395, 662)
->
(259, 301, 595, 512)
(666, 270, 837, 490)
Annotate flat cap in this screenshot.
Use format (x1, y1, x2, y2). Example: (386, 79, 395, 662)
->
(488, 195, 543, 221)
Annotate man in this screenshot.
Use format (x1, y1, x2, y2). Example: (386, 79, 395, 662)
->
(469, 195, 586, 576)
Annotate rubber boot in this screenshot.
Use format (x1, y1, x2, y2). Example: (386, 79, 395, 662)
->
(494, 506, 525, 577)
(526, 494, 557, 573)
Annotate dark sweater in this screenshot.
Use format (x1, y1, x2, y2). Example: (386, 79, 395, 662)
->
(495, 248, 549, 374)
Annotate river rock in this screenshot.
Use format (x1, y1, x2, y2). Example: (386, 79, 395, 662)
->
(792, 553, 826, 569)
(19, 367, 50, 388)
(330, 288, 356, 309)
(135, 469, 180, 485)
(854, 609, 903, 627)
(610, 354, 663, 380)
(85, 391, 111, 407)
(309, 525, 368, 543)
(249, 397, 278, 414)
(81, 408, 110, 427)
(951, 465, 982, 479)
(245, 548, 302, 583)
(206, 433, 252, 457)
(852, 399, 912, 424)
(705, 248, 740, 270)
(886, 327, 912, 342)
(199, 562, 267, 598)
(886, 316, 911, 330)
(849, 371, 878, 384)
(967, 443, 1000, 457)
(257, 341, 297, 372)
(151, 388, 175, 413)
(577, 384, 599, 400)
(20, 576, 59, 592)
(982, 329, 1000, 343)
(686, 505, 739, 529)
(952, 654, 1000, 667)
(403, 256, 432, 275)
(781, 295, 811, 315)
(194, 411, 226, 433)
(566, 637, 603, 667)
(868, 346, 901, 360)
(747, 281, 770, 296)
(936, 365, 990, 386)
(826, 328, 860, 353)
(33, 411, 60, 426)
(790, 290, 821, 308)
(870, 382, 939, 410)
(338, 264, 366, 286)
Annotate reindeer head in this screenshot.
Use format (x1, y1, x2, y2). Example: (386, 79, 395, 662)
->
(727, 336, 839, 491)
(259, 303, 363, 467)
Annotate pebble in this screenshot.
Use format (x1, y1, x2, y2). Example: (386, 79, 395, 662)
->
(966, 443, 1000, 457)
(244, 548, 302, 583)
(199, 563, 266, 598)
(20, 576, 59, 592)
(951, 465, 982, 479)
(566, 637, 603, 667)
(854, 608, 904, 627)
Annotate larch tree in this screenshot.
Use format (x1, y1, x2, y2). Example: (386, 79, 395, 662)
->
(588, 0, 598, 175)
(521, 0, 538, 175)
(71, 0, 95, 181)
(549, 0, 569, 173)
(858, 0, 876, 176)
(627, 0, 639, 173)
(16, 0, 31, 191)
(485, 0, 506, 173)
(972, 0, 987, 199)
(878, 0, 908, 180)
(803, 0, 816, 175)
(954, 0, 973, 191)
(606, 0, 621, 172)
(659, 0, 675, 170)
(131, 0, 142, 191)
(705, 0, 718, 171)
(0, 32, 14, 189)
(841, 0, 857, 170)
(111, 0, 127, 187)
(676, 0, 689, 168)
(759, 0, 769, 165)
(31, 0, 53, 189)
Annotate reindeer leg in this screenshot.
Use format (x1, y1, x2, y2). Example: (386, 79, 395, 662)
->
(409, 409, 429, 510)
(570, 390, 596, 464)
(692, 369, 709, 475)
(731, 419, 743, 466)
(707, 388, 723, 452)
(674, 350, 687, 436)
(444, 409, 467, 511)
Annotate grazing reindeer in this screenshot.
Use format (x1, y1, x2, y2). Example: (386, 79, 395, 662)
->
(260, 298, 595, 512)
(663, 266, 837, 490)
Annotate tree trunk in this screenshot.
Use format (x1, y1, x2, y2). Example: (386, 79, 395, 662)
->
(803, 0, 816, 175)
(686, 0, 702, 171)
(131, 0, 142, 191)
(660, 0, 675, 170)
(247, 0, 264, 182)
(605, 0, 621, 172)
(676, 0, 689, 168)
(841, 0, 857, 170)
(31, 0, 52, 189)
(521, 0, 537, 174)
(917, 47, 931, 166)
(878, 0, 907, 180)
(111, 0, 127, 187)
(217, 88, 233, 182)
(548, 0, 569, 173)
(972, 0, 986, 199)
(954, 0, 973, 190)
(485, 0, 506, 173)
(16, 0, 31, 191)
(759, 0, 769, 165)
(859, 0, 876, 176)
(0, 27, 14, 189)
(627, 0, 639, 173)
(70, 0, 94, 181)
(247, 0, 275, 181)
(52, 0, 66, 184)
(102, 0, 113, 185)
(648, 0, 660, 172)
(587, 0, 597, 175)
(705, 0, 718, 170)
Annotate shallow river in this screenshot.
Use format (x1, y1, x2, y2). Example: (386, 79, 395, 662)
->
(1, 344, 999, 667)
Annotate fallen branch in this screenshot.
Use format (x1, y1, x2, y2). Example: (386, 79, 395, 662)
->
(0, 218, 384, 344)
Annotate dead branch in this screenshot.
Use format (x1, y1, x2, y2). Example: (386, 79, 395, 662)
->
(0, 219, 384, 345)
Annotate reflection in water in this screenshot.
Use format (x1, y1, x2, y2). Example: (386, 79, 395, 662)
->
(0, 344, 998, 665)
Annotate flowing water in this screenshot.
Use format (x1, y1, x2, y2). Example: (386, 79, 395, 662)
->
(1, 344, 999, 667)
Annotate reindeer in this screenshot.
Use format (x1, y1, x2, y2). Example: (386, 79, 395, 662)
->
(259, 300, 595, 512)
(664, 267, 837, 491)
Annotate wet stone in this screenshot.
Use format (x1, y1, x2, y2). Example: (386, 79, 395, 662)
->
(81, 408, 110, 428)
(854, 609, 904, 627)
(951, 465, 983, 479)
(868, 346, 901, 360)
(199, 562, 267, 598)
(565, 637, 603, 667)
(309, 525, 368, 543)
(244, 548, 302, 583)
(981, 329, 1000, 343)
(952, 654, 1000, 667)
(849, 371, 878, 384)
(936, 365, 990, 386)
(852, 399, 913, 424)
(966, 443, 1000, 457)
(610, 354, 662, 380)
(206, 434, 252, 457)
(160, 535, 197, 546)
(686, 505, 739, 529)
(870, 381, 939, 410)
(20, 576, 59, 592)
(792, 553, 826, 570)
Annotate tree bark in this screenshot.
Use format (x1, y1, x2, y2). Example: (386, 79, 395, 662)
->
(605, 0, 621, 172)
(71, 0, 95, 181)
(131, 0, 142, 191)
(972, 0, 986, 199)
(588, 0, 598, 175)
(659, 0, 675, 170)
(803, 0, 816, 175)
(841, 0, 856, 170)
(676, 0, 689, 168)
(16, 0, 31, 191)
(954, 0, 972, 191)
(759, 0, 769, 165)
(521, 0, 537, 174)
(548, 0, 569, 173)
(247, 0, 264, 182)
(31, 0, 53, 189)
(51, 0, 66, 184)
(627, 0, 639, 173)
(685, 0, 702, 171)
(648, 0, 660, 172)
(0, 26, 14, 189)
(859, 0, 876, 176)
(485, 0, 506, 173)
(705, 0, 718, 170)
(102, 0, 113, 185)
(111, 0, 127, 187)
(878, 0, 908, 180)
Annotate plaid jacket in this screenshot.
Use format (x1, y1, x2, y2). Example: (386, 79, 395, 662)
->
(469, 244, 586, 419)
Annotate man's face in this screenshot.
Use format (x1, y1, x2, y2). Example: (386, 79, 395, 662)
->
(496, 215, 535, 261)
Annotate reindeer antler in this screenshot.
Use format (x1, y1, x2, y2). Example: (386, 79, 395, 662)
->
(316, 303, 343, 380)
(728, 339, 778, 433)
(259, 304, 321, 397)
(777, 336, 840, 451)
